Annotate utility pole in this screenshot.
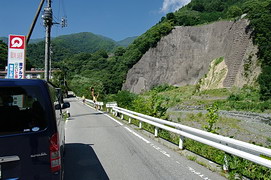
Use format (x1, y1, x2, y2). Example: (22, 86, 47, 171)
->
(26, 0, 45, 44)
(42, 0, 52, 82)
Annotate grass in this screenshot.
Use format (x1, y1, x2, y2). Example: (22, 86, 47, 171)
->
(147, 85, 271, 113)
(187, 155, 197, 161)
(214, 57, 224, 66)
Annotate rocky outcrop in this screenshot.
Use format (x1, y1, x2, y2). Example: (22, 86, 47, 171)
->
(122, 19, 260, 94)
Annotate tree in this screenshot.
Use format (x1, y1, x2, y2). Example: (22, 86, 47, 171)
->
(258, 66, 271, 100)
(205, 0, 225, 12)
(191, 1, 205, 12)
(227, 6, 243, 18)
(114, 47, 126, 56)
(166, 12, 176, 23)
(204, 103, 220, 134)
(0, 40, 8, 70)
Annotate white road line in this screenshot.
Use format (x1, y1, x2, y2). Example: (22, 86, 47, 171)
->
(188, 166, 211, 180)
(83, 101, 123, 126)
(104, 114, 123, 126)
(125, 127, 150, 144)
(83, 101, 171, 158)
(150, 143, 171, 158)
(124, 127, 171, 158)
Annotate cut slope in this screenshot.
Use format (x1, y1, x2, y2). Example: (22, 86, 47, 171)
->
(122, 19, 259, 94)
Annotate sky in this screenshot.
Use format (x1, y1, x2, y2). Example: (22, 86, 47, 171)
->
(0, 0, 191, 41)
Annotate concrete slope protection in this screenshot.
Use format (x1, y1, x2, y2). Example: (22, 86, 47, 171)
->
(123, 19, 260, 93)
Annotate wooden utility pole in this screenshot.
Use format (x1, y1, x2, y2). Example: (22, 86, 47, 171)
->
(43, 0, 52, 82)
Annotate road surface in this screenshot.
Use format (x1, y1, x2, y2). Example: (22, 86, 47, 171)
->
(64, 98, 226, 180)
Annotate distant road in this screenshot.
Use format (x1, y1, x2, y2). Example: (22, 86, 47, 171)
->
(64, 98, 226, 180)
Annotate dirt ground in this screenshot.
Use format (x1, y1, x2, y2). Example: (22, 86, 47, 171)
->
(168, 109, 271, 147)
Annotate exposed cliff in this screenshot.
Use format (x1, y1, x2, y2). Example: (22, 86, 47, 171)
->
(122, 19, 260, 94)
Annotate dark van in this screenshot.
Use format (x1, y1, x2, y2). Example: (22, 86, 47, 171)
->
(0, 79, 69, 180)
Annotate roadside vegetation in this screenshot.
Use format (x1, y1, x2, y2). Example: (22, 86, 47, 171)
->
(107, 84, 271, 179)
(105, 84, 271, 114)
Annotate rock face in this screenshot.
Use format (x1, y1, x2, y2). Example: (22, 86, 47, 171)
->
(122, 19, 260, 94)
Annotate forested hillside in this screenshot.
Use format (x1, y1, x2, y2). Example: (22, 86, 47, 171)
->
(0, 37, 8, 44)
(117, 36, 137, 47)
(27, 32, 117, 67)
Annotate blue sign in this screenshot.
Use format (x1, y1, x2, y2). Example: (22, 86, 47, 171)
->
(19, 63, 23, 79)
(7, 64, 14, 79)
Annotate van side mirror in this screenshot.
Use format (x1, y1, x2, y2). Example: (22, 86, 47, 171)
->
(55, 104, 61, 110)
(62, 102, 70, 109)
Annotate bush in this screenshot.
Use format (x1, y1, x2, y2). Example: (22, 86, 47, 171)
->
(151, 84, 177, 93)
(69, 75, 104, 99)
(113, 91, 137, 109)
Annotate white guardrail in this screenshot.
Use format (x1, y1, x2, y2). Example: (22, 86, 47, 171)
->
(85, 99, 104, 110)
(107, 105, 271, 169)
(80, 97, 271, 169)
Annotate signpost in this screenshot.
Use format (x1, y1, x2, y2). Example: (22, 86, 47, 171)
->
(7, 35, 26, 79)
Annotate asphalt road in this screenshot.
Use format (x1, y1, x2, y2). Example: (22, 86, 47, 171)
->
(64, 98, 227, 180)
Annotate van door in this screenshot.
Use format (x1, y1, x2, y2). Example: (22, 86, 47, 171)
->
(49, 86, 66, 159)
(0, 84, 60, 180)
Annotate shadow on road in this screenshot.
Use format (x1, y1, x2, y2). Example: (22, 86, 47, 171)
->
(64, 143, 109, 180)
(68, 113, 103, 119)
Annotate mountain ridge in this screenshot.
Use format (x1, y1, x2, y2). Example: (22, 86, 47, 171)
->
(25, 32, 135, 68)
(0, 33, 136, 47)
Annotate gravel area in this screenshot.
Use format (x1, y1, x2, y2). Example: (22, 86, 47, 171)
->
(168, 109, 271, 147)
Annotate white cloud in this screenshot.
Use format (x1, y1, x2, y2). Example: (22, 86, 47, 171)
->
(160, 0, 191, 13)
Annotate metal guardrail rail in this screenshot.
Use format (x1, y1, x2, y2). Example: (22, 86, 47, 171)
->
(109, 106, 271, 169)
(80, 97, 271, 169)
(85, 99, 104, 110)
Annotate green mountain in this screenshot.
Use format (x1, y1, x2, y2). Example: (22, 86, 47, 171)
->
(52, 32, 116, 53)
(29, 38, 44, 44)
(27, 32, 118, 67)
(117, 36, 137, 47)
(1, 32, 137, 70)
(0, 37, 8, 44)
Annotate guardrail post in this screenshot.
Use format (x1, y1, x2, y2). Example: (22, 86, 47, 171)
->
(179, 136, 185, 150)
(128, 118, 131, 124)
(121, 114, 124, 120)
(139, 121, 142, 129)
(223, 153, 229, 172)
(114, 111, 118, 117)
(155, 127, 159, 137)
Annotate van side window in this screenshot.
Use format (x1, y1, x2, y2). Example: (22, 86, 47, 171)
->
(0, 86, 47, 136)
